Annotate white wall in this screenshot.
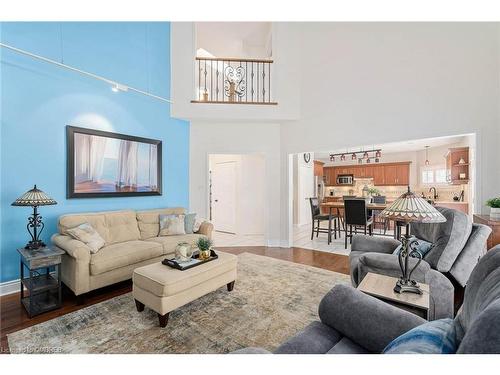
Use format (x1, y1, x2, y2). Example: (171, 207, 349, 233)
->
(293, 153, 315, 225)
(280, 22, 500, 246)
(190, 121, 281, 245)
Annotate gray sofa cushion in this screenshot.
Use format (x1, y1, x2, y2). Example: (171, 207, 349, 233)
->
(274, 321, 342, 354)
(411, 207, 472, 272)
(327, 337, 370, 354)
(448, 224, 492, 287)
(456, 247, 500, 340)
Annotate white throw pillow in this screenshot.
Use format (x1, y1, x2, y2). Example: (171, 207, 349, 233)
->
(66, 223, 105, 254)
(193, 217, 209, 233)
(159, 214, 186, 236)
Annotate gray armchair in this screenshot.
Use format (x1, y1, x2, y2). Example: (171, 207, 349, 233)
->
(233, 246, 500, 354)
(349, 207, 492, 320)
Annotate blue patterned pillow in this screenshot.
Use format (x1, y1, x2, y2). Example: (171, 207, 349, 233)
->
(184, 213, 197, 234)
(383, 318, 458, 354)
(393, 236, 434, 258)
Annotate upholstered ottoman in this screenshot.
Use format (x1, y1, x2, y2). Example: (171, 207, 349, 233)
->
(132, 251, 238, 327)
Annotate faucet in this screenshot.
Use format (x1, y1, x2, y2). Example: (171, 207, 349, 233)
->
(429, 187, 438, 200)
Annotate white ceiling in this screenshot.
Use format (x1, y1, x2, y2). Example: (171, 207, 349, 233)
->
(195, 22, 272, 58)
(313, 134, 470, 160)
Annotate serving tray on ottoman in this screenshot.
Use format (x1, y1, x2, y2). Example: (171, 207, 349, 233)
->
(162, 250, 219, 271)
(132, 251, 238, 327)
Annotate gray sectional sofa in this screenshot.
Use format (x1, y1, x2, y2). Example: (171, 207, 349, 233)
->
(234, 246, 500, 354)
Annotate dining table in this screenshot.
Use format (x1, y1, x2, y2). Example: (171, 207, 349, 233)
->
(320, 201, 391, 237)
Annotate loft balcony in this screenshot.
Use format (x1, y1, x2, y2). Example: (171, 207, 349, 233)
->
(191, 56, 277, 105)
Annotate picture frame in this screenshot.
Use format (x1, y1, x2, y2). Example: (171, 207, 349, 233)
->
(66, 126, 162, 198)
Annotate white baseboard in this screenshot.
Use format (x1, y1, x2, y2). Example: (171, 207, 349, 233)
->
(0, 279, 20, 296)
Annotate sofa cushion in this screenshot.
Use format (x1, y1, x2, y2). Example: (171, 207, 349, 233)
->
(411, 207, 472, 272)
(132, 251, 238, 296)
(274, 321, 342, 354)
(58, 212, 109, 244)
(327, 337, 370, 354)
(90, 240, 163, 276)
(147, 234, 205, 255)
(136, 208, 186, 240)
(104, 210, 140, 245)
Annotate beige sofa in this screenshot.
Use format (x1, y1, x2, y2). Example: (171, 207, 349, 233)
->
(51, 208, 213, 297)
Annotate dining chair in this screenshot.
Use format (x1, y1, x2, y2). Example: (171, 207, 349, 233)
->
(309, 197, 341, 244)
(371, 195, 388, 235)
(344, 198, 373, 249)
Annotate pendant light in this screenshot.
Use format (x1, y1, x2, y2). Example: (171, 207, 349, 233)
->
(424, 146, 430, 166)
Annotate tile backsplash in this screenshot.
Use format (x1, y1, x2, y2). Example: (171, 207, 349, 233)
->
(325, 179, 467, 202)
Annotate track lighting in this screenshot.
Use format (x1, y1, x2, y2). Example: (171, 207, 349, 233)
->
(340, 154, 346, 162)
(111, 83, 129, 93)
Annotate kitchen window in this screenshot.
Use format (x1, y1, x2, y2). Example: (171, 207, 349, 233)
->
(421, 165, 447, 185)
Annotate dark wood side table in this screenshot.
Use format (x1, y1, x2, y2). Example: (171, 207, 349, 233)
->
(473, 214, 500, 250)
(18, 246, 65, 318)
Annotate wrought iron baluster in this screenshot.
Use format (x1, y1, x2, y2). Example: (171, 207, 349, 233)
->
(210, 59, 213, 101)
(262, 62, 265, 103)
(198, 59, 201, 100)
(204, 59, 207, 99)
(256, 62, 259, 102)
(245, 61, 248, 102)
(251, 62, 254, 101)
(268, 62, 271, 102)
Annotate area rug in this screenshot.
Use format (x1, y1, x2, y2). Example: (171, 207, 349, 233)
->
(8, 252, 350, 354)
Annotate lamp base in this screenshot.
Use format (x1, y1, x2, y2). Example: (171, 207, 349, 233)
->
(394, 279, 423, 295)
(24, 240, 47, 251)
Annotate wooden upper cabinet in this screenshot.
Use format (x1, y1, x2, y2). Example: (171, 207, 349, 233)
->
(353, 166, 365, 178)
(395, 163, 409, 186)
(313, 160, 325, 177)
(324, 162, 410, 186)
(323, 167, 334, 185)
(383, 163, 410, 186)
(384, 165, 398, 185)
(371, 165, 385, 185)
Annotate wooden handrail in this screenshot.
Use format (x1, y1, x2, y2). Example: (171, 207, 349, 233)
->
(195, 56, 274, 63)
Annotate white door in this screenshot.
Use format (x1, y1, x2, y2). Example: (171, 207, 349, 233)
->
(212, 161, 237, 233)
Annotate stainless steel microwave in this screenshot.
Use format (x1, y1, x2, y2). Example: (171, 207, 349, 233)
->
(336, 174, 354, 185)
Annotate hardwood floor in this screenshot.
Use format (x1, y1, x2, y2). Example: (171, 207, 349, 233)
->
(0, 246, 349, 354)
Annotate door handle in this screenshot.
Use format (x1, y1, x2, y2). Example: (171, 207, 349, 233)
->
(214, 199, 219, 202)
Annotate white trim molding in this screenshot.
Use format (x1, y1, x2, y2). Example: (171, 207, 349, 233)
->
(0, 279, 21, 296)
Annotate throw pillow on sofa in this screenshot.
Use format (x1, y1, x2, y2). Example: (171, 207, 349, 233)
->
(66, 223, 105, 253)
(383, 318, 458, 354)
(393, 236, 435, 258)
(193, 217, 209, 233)
(184, 213, 197, 234)
(159, 214, 186, 236)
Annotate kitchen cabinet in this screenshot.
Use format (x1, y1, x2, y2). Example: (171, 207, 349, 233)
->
(353, 167, 366, 178)
(395, 163, 409, 185)
(325, 162, 410, 186)
(384, 165, 398, 185)
(313, 160, 324, 177)
(446, 147, 469, 185)
(371, 165, 385, 185)
(323, 167, 334, 185)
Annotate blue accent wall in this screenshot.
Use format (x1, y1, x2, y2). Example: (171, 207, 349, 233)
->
(0, 22, 189, 283)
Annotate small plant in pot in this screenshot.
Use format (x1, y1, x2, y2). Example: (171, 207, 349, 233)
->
(196, 237, 213, 260)
(486, 197, 500, 219)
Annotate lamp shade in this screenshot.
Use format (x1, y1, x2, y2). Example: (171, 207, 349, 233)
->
(11, 185, 57, 207)
(379, 187, 446, 223)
